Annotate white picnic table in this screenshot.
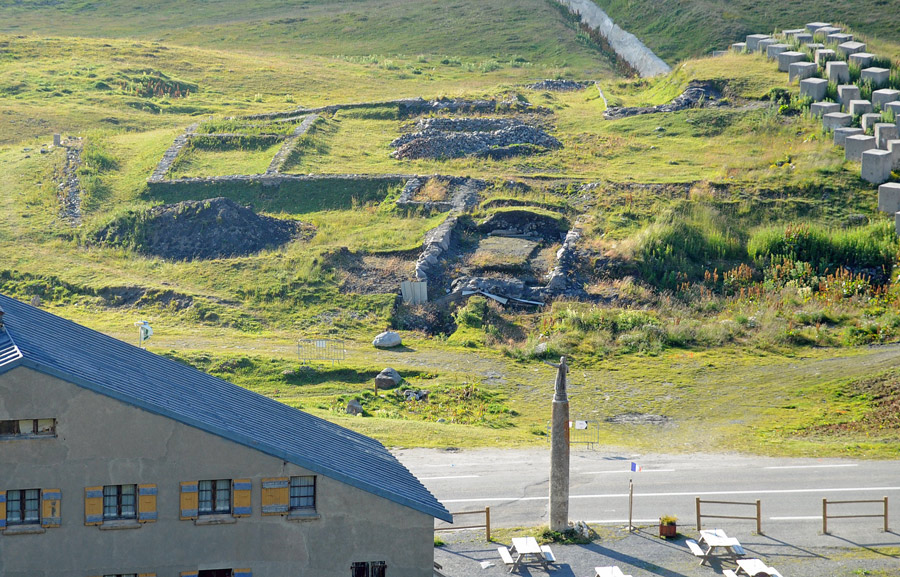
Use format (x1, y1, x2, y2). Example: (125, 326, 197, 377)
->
(698, 529, 745, 565)
(736, 558, 783, 577)
(509, 537, 550, 572)
(595, 566, 633, 577)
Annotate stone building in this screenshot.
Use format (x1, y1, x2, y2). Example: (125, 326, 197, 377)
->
(0, 294, 450, 577)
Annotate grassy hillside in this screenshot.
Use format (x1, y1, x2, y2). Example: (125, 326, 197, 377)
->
(593, 0, 900, 63)
(0, 2, 899, 457)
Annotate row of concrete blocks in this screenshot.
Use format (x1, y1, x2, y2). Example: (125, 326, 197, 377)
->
(877, 183, 900, 235)
(839, 135, 900, 184)
(818, 100, 900, 129)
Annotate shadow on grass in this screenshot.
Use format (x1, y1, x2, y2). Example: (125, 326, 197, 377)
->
(822, 532, 900, 558)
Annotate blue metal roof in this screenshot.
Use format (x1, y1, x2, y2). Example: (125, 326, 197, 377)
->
(0, 295, 451, 522)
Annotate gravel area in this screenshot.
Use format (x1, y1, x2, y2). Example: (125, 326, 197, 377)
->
(435, 526, 900, 577)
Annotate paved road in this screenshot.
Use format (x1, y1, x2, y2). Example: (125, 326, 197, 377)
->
(397, 448, 900, 540)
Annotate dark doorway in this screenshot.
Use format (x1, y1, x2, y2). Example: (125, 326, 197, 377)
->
(198, 570, 232, 577)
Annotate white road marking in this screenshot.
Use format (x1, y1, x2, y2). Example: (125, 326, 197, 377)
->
(439, 486, 900, 504)
(419, 475, 480, 481)
(583, 469, 676, 474)
(764, 464, 859, 470)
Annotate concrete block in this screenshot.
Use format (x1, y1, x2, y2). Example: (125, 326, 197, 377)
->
(814, 26, 841, 39)
(861, 67, 890, 88)
(888, 140, 900, 169)
(777, 51, 806, 72)
(805, 43, 825, 52)
(766, 43, 790, 60)
(872, 90, 900, 110)
(811, 102, 841, 117)
(885, 102, 900, 117)
(826, 61, 850, 84)
(789, 62, 818, 83)
(862, 149, 893, 184)
(815, 49, 836, 65)
(861, 113, 881, 132)
(795, 33, 814, 45)
(800, 78, 829, 101)
(834, 127, 864, 146)
(837, 41, 866, 57)
(849, 52, 875, 68)
(827, 33, 853, 44)
(823, 112, 853, 130)
(746, 34, 771, 52)
(837, 84, 860, 105)
(877, 182, 900, 213)
(731, 42, 747, 53)
(896, 212, 900, 236)
(757, 38, 776, 53)
(783, 28, 806, 39)
(53, 134, 61, 146)
(875, 123, 899, 149)
(848, 100, 874, 117)
(845, 134, 876, 161)
(806, 22, 831, 33)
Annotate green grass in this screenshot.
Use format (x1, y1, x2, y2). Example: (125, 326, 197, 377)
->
(168, 140, 283, 177)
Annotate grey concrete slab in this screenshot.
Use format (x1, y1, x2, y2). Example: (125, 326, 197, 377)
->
(800, 77, 828, 101)
(872, 89, 900, 111)
(845, 134, 876, 161)
(778, 50, 807, 72)
(804, 42, 825, 51)
(875, 123, 899, 149)
(826, 60, 850, 84)
(746, 34, 771, 52)
(789, 61, 818, 83)
(837, 41, 866, 56)
(794, 32, 813, 44)
(849, 52, 875, 68)
(837, 84, 860, 105)
(782, 28, 806, 38)
(814, 48, 836, 65)
(861, 67, 890, 88)
(888, 140, 900, 170)
(848, 99, 874, 117)
(885, 102, 900, 117)
(862, 149, 893, 184)
(757, 38, 776, 53)
(834, 127, 864, 146)
(861, 113, 882, 132)
(766, 43, 790, 60)
(896, 211, 900, 236)
(878, 182, 900, 213)
(811, 102, 840, 117)
(823, 112, 853, 130)
(731, 42, 747, 53)
(827, 32, 853, 44)
(806, 22, 831, 32)
(814, 26, 841, 38)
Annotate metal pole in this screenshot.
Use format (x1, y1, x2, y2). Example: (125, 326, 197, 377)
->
(628, 480, 634, 532)
(485, 507, 491, 542)
(823, 498, 828, 534)
(696, 497, 701, 531)
(756, 499, 762, 535)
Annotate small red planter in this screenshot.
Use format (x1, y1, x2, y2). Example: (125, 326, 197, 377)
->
(659, 523, 677, 538)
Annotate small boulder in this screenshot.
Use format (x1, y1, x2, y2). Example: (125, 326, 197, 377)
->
(373, 331, 402, 348)
(375, 367, 403, 389)
(346, 399, 364, 415)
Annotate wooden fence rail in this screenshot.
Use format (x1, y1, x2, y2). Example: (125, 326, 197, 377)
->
(435, 507, 491, 541)
(696, 497, 762, 534)
(823, 497, 889, 534)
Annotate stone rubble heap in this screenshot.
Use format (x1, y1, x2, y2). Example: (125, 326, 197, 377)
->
(392, 123, 561, 160)
(526, 79, 589, 91)
(604, 81, 722, 119)
(57, 137, 84, 226)
(415, 216, 458, 283)
(544, 228, 587, 298)
(149, 123, 198, 183)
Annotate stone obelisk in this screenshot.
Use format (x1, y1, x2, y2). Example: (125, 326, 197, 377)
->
(549, 356, 569, 532)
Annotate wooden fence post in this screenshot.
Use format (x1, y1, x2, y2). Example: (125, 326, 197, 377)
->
(884, 497, 889, 532)
(823, 498, 828, 534)
(696, 497, 701, 531)
(485, 506, 491, 542)
(755, 499, 762, 535)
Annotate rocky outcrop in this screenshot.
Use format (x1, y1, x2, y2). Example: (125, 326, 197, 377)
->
(604, 81, 723, 119)
(526, 79, 589, 91)
(555, 0, 671, 77)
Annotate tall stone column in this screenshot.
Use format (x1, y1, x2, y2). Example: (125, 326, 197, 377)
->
(549, 356, 569, 532)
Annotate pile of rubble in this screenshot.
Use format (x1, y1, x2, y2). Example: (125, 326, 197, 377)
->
(526, 79, 589, 91)
(392, 123, 561, 160)
(604, 81, 723, 119)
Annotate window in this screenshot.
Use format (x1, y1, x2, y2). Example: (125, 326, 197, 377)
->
(198, 479, 231, 515)
(352, 562, 386, 577)
(104, 574, 138, 577)
(290, 476, 316, 511)
(0, 419, 55, 438)
(103, 485, 137, 520)
(6, 489, 40, 525)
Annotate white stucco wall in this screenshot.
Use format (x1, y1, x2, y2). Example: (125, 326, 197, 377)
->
(0, 366, 434, 577)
